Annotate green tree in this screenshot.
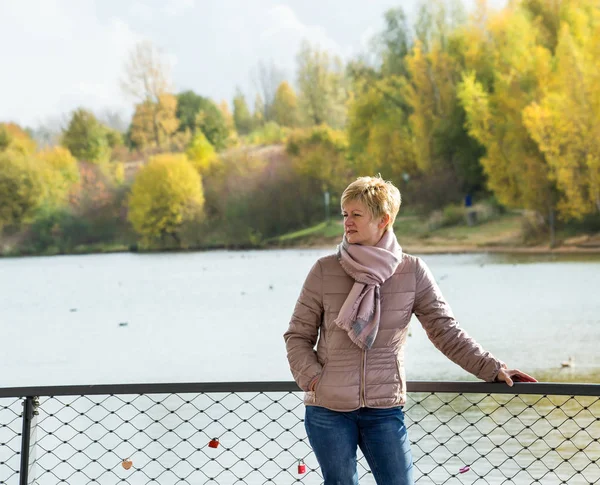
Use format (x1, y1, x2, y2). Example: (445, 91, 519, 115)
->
(128, 153, 204, 246)
(218, 100, 235, 132)
(253, 94, 265, 128)
(232, 89, 253, 135)
(104, 128, 123, 149)
(186, 132, 217, 174)
(253, 60, 286, 122)
(347, 76, 416, 181)
(36, 146, 80, 208)
(61, 109, 110, 162)
(0, 126, 10, 151)
(377, 7, 412, 77)
(405, 32, 486, 195)
(296, 41, 348, 128)
(414, 0, 465, 53)
(176, 91, 229, 150)
(0, 152, 44, 231)
(272, 81, 299, 127)
(286, 126, 350, 196)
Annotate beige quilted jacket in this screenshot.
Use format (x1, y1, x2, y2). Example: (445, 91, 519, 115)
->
(283, 252, 503, 412)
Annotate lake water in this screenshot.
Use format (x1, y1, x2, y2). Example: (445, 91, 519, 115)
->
(1, 249, 599, 388)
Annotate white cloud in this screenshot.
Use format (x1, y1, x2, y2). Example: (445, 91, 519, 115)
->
(163, 0, 195, 16)
(129, 1, 155, 21)
(129, 0, 195, 20)
(0, 1, 146, 127)
(261, 5, 344, 57)
(252, 4, 356, 82)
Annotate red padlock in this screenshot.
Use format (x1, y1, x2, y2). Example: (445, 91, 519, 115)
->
(208, 438, 220, 449)
(297, 460, 306, 474)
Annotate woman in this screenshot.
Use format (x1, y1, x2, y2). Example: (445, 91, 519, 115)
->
(283, 176, 536, 485)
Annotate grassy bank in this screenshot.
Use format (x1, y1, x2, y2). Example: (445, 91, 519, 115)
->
(269, 211, 600, 254)
(3, 209, 600, 258)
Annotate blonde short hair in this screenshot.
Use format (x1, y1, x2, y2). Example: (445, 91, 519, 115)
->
(341, 175, 401, 231)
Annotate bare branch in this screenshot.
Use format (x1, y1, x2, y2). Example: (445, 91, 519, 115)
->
(121, 40, 172, 102)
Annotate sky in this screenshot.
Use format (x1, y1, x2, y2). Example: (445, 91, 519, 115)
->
(0, 0, 506, 130)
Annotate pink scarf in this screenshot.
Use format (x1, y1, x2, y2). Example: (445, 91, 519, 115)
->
(335, 230, 403, 349)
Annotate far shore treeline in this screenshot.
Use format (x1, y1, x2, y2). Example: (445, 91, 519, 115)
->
(1, 0, 599, 256)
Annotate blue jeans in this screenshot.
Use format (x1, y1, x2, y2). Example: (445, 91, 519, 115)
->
(305, 405, 414, 485)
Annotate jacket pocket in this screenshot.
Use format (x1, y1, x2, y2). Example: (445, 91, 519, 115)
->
(314, 362, 328, 399)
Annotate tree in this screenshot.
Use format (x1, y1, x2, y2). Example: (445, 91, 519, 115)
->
(61, 109, 110, 162)
(296, 41, 348, 128)
(28, 117, 64, 149)
(523, 14, 600, 218)
(252, 60, 286, 122)
(286, 126, 351, 196)
(404, 29, 486, 195)
(458, 6, 556, 238)
(347, 76, 416, 181)
(186, 132, 217, 174)
(218, 100, 235, 132)
(218, 100, 238, 146)
(272, 81, 299, 127)
(0, 152, 44, 231)
(128, 153, 204, 245)
(377, 7, 412, 77)
(253, 94, 265, 128)
(36, 146, 80, 208)
(122, 41, 178, 148)
(0, 126, 10, 152)
(414, 0, 465, 53)
(121, 40, 171, 102)
(99, 110, 129, 133)
(129, 94, 179, 149)
(0, 122, 37, 155)
(176, 91, 229, 150)
(233, 89, 253, 135)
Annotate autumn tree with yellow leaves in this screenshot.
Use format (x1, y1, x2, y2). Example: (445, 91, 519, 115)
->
(122, 41, 179, 149)
(0, 152, 44, 231)
(127, 154, 204, 246)
(523, 1, 600, 219)
(458, 3, 556, 236)
(458, 0, 600, 243)
(37, 146, 80, 208)
(272, 81, 299, 128)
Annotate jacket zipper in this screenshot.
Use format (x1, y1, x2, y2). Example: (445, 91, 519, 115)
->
(360, 349, 367, 407)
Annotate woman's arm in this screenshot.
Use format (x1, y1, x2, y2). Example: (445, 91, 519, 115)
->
(283, 260, 325, 391)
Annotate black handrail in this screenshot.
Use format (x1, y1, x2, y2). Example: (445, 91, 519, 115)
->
(1, 380, 598, 398)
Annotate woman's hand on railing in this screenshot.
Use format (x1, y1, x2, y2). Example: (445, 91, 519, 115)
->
(496, 364, 538, 386)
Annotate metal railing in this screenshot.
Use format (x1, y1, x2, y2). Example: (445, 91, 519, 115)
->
(1, 381, 599, 484)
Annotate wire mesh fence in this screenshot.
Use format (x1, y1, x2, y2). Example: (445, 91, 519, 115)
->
(0, 397, 22, 485)
(1, 382, 599, 485)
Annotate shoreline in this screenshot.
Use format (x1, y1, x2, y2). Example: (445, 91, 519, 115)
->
(396, 245, 600, 255)
(275, 238, 600, 255)
(2, 240, 600, 259)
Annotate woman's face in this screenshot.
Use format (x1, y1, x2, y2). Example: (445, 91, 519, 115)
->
(342, 199, 386, 246)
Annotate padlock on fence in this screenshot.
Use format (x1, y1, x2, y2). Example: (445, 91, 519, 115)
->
(208, 438, 220, 449)
(298, 459, 306, 474)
